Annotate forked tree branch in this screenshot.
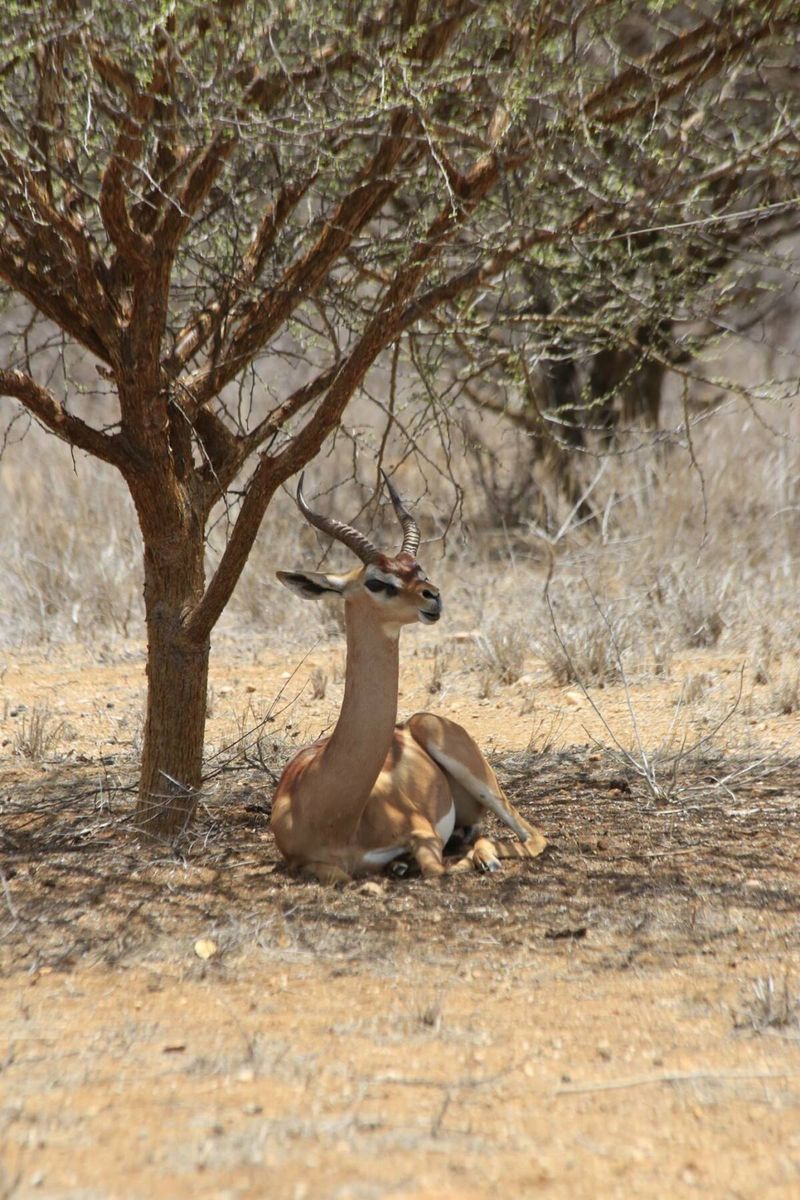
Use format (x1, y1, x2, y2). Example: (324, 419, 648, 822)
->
(0, 237, 113, 365)
(0, 136, 120, 355)
(585, 6, 795, 125)
(183, 5, 477, 413)
(98, 112, 155, 273)
(157, 130, 236, 254)
(183, 145, 548, 641)
(164, 174, 317, 377)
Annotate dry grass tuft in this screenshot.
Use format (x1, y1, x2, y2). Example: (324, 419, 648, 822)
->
(426, 645, 450, 695)
(734, 974, 800, 1034)
(12, 704, 67, 761)
(535, 600, 630, 687)
(770, 670, 800, 716)
(476, 620, 530, 696)
(309, 667, 328, 700)
(682, 672, 715, 704)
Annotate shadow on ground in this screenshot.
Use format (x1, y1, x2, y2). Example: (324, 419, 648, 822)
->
(1, 746, 798, 975)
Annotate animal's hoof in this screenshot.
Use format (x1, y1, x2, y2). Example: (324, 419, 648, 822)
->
(479, 855, 501, 873)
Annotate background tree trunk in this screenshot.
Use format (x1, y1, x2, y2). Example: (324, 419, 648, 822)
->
(589, 323, 669, 440)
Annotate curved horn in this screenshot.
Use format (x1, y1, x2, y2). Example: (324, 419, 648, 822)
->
(381, 470, 421, 558)
(296, 474, 381, 564)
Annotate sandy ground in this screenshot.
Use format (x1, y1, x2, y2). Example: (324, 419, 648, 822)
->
(1, 640, 799, 1199)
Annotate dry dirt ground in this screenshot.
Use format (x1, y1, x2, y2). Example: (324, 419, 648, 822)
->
(1, 641, 799, 1200)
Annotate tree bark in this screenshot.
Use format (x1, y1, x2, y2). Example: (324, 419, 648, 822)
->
(589, 325, 668, 440)
(137, 594, 210, 839)
(131, 476, 210, 839)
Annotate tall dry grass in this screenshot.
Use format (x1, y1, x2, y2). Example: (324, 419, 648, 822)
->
(0, 439, 141, 645)
(1, 310, 798, 678)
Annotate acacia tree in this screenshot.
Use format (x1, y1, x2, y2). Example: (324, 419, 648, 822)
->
(433, 6, 800, 519)
(0, 1, 796, 836)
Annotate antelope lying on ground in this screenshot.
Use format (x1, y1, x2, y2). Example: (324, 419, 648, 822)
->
(271, 474, 547, 885)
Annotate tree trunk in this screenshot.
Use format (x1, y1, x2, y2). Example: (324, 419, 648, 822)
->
(589, 324, 668, 440)
(137, 596, 210, 839)
(132, 484, 210, 839)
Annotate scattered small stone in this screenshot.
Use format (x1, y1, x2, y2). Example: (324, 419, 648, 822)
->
(356, 881, 385, 898)
(544, 925, 587, 941)
(162, 1043, 186, 1054)
(194, 938, 218, 960)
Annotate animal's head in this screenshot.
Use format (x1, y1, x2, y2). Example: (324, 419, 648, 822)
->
(277, 473, 442, 628)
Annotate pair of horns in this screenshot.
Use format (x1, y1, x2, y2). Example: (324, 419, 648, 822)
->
(296, 471, 421, 562)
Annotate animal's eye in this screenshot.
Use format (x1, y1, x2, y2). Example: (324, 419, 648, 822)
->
(365, 579, 398, 597)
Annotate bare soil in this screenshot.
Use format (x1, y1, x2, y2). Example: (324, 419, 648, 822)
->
(1, 643, 799, 1199)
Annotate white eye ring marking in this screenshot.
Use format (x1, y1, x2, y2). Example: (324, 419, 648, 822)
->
(364, 572, 402, 598)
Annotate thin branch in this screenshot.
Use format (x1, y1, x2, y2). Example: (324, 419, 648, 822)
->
(556, 1069, 790, 1097)
(198, 363, 340, 509)
(164, 174, 316, 378)
(0, 368, 127, 468)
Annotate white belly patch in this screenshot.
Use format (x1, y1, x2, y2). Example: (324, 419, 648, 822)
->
(435, 802, 456, 846)
(360, 803, 456, 868)
(361, 844, 405, 867)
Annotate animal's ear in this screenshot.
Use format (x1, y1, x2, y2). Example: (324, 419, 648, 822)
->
(276, 570, 349, 600)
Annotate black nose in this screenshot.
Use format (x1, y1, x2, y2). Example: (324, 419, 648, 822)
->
(421, 589, 438, 601)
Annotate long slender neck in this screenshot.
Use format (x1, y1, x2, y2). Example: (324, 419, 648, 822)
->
(320, 598, 400, 796)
